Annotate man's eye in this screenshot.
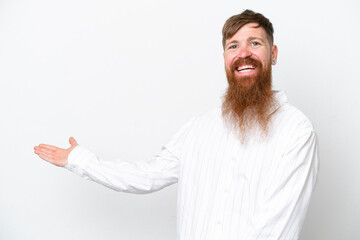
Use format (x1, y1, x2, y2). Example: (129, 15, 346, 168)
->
(228, 45, 237, 49)
(251, 42, 260, 46)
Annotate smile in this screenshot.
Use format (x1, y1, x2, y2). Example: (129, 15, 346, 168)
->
(237, 65, 256, 72)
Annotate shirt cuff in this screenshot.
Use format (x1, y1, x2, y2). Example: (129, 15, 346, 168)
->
(64, 145, 94, 170)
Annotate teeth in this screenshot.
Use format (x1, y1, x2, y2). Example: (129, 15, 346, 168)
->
(238, 68, 253, 72)
(237, 65, 255, 72)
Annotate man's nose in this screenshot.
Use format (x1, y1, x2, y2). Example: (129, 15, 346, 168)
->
(237, 46, 252, 58)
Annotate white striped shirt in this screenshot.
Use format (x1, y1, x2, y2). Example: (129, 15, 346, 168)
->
(66, 90, 319, 240)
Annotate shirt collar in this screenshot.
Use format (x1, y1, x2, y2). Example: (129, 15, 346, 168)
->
(268, 90, 288, 116)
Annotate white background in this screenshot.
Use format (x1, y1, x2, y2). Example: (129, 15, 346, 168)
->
(1, 0, 359, 239)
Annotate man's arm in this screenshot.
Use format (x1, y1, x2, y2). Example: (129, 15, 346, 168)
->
(247, 125, 319, 239)
(34, 137, 179, 194)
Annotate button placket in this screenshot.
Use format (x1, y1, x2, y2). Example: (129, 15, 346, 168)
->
(224, 146, 238, 191)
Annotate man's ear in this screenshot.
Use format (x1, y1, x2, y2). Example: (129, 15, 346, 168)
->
(271, 45, 278, 63)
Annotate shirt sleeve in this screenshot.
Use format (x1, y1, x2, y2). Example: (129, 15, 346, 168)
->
(63, 117, 196, 194)
(64, 145, 179, 194)
(247, 124, 320, 239)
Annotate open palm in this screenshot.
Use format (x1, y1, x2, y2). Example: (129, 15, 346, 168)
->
(34, 137, 78, 167)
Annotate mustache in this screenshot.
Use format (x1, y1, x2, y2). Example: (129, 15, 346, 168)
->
(230, 57, 262, 71)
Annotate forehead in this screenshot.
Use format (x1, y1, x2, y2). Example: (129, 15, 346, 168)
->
(227, 23, 268, 43)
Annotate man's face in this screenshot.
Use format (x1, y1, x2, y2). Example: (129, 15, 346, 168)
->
(222, 23, 279, 140)
(223, 23, 278, 88)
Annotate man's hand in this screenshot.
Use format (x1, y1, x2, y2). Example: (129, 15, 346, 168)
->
(34, 137, 79, 167)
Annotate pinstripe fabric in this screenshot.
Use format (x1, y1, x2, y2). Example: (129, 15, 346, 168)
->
(66, 91, 319, 240)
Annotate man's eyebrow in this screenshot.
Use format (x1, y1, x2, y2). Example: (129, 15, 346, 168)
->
(248, 36, 265, 43)
(225, 40, 239, 47)
(226, 37, 266, 48)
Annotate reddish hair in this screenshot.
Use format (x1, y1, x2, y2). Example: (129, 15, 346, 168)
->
(222, 9, 274, 49)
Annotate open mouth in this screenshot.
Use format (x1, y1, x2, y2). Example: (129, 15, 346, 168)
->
(237, 65, 256, 73)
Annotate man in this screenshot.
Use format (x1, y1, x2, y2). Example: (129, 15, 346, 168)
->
(34, 9, 319, 240)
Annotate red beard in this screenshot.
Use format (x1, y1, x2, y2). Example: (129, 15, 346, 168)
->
(222, 57, 275, 141)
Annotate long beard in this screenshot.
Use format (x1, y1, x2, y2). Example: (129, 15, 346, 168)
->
(222, 57, 275, 141)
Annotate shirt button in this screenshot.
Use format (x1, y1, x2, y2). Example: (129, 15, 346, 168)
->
(232, 156, 236, 161)
(217, 220, 222, 225)
(224, 188, 229, 193)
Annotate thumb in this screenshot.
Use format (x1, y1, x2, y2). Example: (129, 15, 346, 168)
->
(69, 137, 79, 148)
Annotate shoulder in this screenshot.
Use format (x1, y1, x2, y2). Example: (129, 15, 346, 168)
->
(186, 107, 224, 130)
(274, 102, 315, 134)
(270, 90, 315, 136)
(164, 107, 223, 156)
(268, 98, 318, 156)
(193, 107, 222, 121)
(265, 100, 319, 168)
(271, 102, 318, 157)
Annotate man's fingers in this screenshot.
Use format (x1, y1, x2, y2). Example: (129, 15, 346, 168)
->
(37, 151, 54, 162)
(38, 144, 57, 151)
(39, 153, 61, 166)
(35, 146, 55, 155)
(34, 141, 70, 167)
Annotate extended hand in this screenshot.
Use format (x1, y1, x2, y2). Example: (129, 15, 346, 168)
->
(34, 137, 79, 167)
